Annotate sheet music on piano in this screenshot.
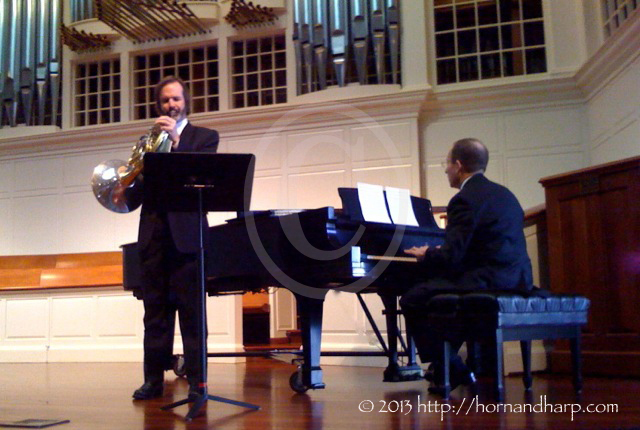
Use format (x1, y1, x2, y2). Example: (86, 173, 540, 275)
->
(356, 182, 392, 224)
(356, 183, 419, 226)
(384, 186, 419, 227)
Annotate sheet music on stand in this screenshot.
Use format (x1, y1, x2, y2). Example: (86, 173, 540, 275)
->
(384, 186, 419, 226)
(356, 183, 392, 224)
(356, 183, 419, 226)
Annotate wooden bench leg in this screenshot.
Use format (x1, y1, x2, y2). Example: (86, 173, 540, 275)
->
(494, 329, 505, 403)
(570, 328, 583, 394)
(520, 340, 532, 391)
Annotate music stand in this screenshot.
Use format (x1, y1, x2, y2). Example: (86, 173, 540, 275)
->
(143, 152, 260, 420)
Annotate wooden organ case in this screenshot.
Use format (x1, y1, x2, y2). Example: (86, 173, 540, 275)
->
(540, 156, 640, 377)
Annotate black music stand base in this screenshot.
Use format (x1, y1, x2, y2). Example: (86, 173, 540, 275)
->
(148, 164, 260, 420)
(161, 392, 260, 421)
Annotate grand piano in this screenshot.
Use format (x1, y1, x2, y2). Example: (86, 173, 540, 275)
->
(122, 188, 445, 393)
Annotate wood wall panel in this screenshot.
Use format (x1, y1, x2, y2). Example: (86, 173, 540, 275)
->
(6, 299, 49, 339)
(12, 195, 60, 255)
(540, 156, 640, 376)
(286, 129, 346, 168)
(504, 108, 584, 151)
(351, 121, 413, 162)
(61, 191, 116, 253)
(51, 297, 94, 338)
(14, 157, 61, 192)
(0, 252, 123, 291)
(352, 165, 415, 191)
(96, 295, 141, 337)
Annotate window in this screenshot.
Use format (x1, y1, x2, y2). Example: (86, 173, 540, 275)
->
(231, 34, 287, 108)
(433, 0, 547, 85)
(602, 0, 638, 38)
(132, 44, 219, 120)
(74, 59, 121, 126)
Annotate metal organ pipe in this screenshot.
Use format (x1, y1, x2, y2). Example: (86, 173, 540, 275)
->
(312, 0, 328, 90)
(386, 0, 400, 84)
(351, 0, 369, 85)
(0, 1, 8, 127)
(293, 0, 401, 94)
(20, 0, 36, 126)
(328, 0, 348, 87)
(36, 0, 50, 125)
(0, 0, 62, 127)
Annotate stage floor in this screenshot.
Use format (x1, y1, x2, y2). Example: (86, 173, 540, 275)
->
(0, 359, 638, 429)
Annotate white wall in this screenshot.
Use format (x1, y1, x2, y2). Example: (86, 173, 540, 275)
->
(584, 45, 640, 163)
(422, 103, 587, 210)
(0, 288, 242, 363)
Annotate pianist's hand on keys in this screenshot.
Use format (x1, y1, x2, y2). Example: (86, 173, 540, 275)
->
(404, 245, 429, 262)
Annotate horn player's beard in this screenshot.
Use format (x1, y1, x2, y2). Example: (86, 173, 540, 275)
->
(166, 107, 183, 121)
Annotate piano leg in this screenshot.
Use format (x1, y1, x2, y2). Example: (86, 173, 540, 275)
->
(294, 293, 326, 391)
(379, 293, 424, 382)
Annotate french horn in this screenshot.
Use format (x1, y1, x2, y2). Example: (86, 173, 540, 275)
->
(91, 121, 171, 213)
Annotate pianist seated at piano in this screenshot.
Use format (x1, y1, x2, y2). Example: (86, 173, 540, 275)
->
(401, 138, 535, 396)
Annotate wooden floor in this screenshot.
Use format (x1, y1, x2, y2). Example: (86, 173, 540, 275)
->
(1, 359, 638, 429)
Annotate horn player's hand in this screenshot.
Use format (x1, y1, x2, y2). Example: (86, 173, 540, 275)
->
(155, 116, 179, 146)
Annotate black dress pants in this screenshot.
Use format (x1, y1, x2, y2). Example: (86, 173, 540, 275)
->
(139, 213, 201, 384)
(399, 278, 474, 365)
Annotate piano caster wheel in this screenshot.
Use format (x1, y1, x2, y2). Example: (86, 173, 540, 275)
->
(289, 371, 309, 394)
(172, 354, 186, 378)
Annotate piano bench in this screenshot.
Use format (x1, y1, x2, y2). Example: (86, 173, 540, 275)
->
(425, 292, 590, 401)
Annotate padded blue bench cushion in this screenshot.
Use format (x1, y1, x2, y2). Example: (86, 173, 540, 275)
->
(461, 293, 590, 327)
(426, 292, 590, 327)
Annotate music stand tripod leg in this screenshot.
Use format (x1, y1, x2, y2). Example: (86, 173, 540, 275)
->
(161, 187, 260, 421)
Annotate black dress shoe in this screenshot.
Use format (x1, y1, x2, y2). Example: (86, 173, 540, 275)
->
(423, 363, 436, 382)
(427, 370, 477, 396)
(427, 359, 476, 397)
(132, 381, 163, 400)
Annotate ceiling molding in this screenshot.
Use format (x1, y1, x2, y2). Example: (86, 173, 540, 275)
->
(422, 76, 584, 119)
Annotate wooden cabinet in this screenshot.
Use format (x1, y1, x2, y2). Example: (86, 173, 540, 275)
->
(540, 156, 640, 377)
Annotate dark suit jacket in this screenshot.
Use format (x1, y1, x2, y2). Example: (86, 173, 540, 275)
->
(422, 174, 533, 290)
(138, 122, 220, 254)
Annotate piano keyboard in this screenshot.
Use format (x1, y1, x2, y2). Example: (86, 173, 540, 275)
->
(364, 255, 418, 263)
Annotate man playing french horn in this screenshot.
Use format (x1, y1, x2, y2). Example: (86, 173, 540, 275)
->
(131, 76, 220, 401)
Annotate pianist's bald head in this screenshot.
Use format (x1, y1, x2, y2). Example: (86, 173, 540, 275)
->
(450, 138, 489, 174)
